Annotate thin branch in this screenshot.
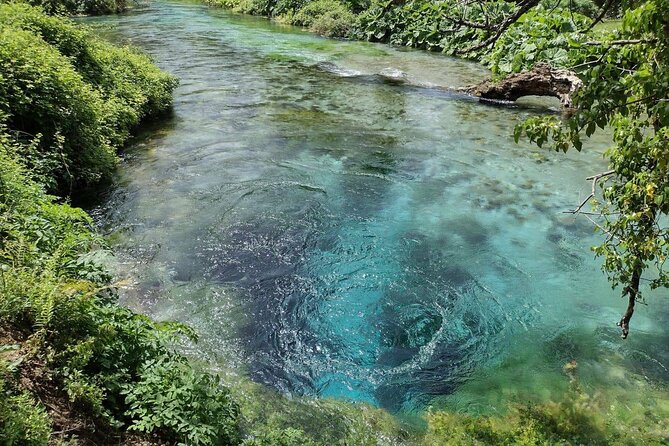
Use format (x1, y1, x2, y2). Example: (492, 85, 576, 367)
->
(584, 212, 617, 241)
(457, 0, 541, 55)
(566, 169, 615, 214)
(570, 211, 620, 216)
(442, 15, 492, 30)
(582, 0, 614, 34)
(569, 46, 611, 70)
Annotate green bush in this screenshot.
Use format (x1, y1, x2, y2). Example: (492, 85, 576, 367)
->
(292, 0, 354, 37)
(0, 359, 51, 446)
(273, 0, 308, 16)
(0, 132, 241, 444)
(0, 393, 51, 446)
(208, 0, 275, 16)
(123, 357, 240, 446)
(0, 25, 114, 190)
(25, 0, 127, 16)
(0, 2, 177, 191)
(543, 0, 602, 18)
(208, 0, 361, 34)
(0, 7, 239, 441)
(242, 427, 318, 446)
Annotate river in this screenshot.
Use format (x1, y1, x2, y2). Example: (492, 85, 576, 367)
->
(86, 0, 668, 415)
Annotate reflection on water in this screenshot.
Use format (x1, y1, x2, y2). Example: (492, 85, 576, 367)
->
(90, 1, 668, 414)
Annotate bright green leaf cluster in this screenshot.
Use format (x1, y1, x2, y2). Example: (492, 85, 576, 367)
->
(0, 2, 177, 192)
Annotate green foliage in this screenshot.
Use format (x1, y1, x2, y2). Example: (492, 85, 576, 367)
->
(355, 1, 515, 55)
(273, 0, 308, 16)
(0, 6, 240, 445)
(207, 0, 275, 16)
(486, 7, 591, 76)
(293, 0, 355, 37)
(123, 357, 240, 446)
(0, 359, 51, 446)
(516, 0, 669, 336)
(546, 0, 601, 18)
(242, 427, 318, 446)
(423, 395, 610, 446)
(0, 2, 177, 191)
(0, 25, 113, 190)
(0, 392, 51, 446)
(423, 386, 669, 445)
(0, 132, 241, 444)
(24, 0, 127, 16)
(207, 0, 362, 36)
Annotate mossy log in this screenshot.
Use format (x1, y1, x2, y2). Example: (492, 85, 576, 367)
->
(465, 63, 583, 108)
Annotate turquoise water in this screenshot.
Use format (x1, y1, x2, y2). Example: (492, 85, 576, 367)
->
(90, 1, 668, 414)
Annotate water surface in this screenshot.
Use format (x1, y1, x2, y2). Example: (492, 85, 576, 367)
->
(89, 1, 668, 414)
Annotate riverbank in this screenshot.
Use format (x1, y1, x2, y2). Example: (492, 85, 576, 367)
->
(0, 3, 241, 444)
(204, 0, 615, 76)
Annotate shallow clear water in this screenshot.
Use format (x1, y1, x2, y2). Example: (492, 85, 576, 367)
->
(89, 1, 668, 414)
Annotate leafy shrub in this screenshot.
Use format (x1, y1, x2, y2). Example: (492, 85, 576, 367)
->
(0, 360, 51, 446)
(0, 3, 177, 191)
(209, 0, 275, 15)
(123, 357, 240, 446)
(0, 4, 245, 446)
(293, 0, 354, 37)
(209, 0, 362, 33)
(25, 0, 127, 15)
(242, 427, 318, 446)
(0, 133, 241, 444)
(273, 0, 308, 16)
(0, 393, 51, 446)
(0, 25, 114, 190)
(543, 0, 602, 18)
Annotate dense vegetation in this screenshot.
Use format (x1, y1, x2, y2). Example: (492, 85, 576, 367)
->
(208, 0, 364, 37)
(1, 0, 667, 444)
(26, 0, 128, 15)
(0, 3, 242, 444)
(0, 2, 176, 192)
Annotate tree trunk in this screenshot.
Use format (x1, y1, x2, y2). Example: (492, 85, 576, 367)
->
(464, 63, 583, 108)
(618, 264, 641, 339)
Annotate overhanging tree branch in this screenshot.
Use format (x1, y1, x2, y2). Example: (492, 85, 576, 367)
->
(457, 0, 541, 55)
(566, 169, 615, 214)
(582, 0, 615, 34)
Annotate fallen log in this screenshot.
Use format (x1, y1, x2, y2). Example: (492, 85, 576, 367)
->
(464, 63, 583, 108)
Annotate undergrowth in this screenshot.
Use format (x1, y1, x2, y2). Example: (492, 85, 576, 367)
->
(0, 124, 242, 444)
(25, 0, 128, 16)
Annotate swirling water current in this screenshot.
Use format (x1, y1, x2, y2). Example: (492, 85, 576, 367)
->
(87, 1, 668, 414)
